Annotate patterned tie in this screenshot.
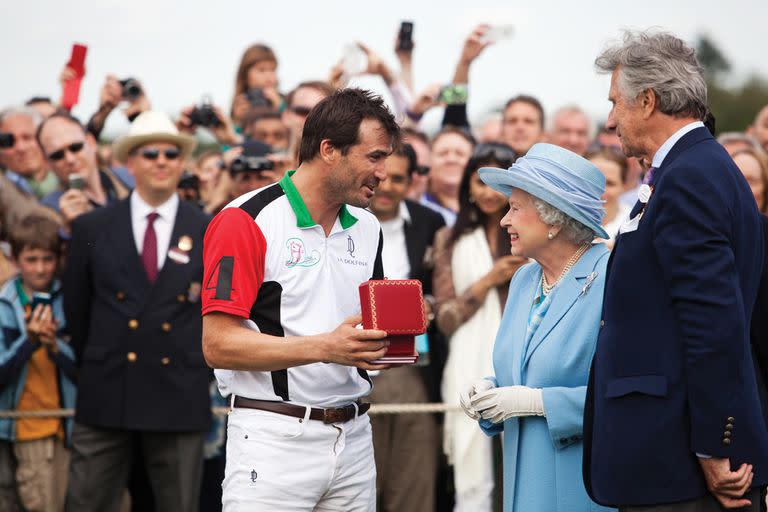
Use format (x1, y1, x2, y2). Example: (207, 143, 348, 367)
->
(142, 212, 159, 283)
(642, 166, 657, 186)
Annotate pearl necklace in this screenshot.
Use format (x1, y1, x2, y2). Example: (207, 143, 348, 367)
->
(541, 243, 591, 296)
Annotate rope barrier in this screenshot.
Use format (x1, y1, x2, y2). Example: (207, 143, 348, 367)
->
(0, 403, 462, 419)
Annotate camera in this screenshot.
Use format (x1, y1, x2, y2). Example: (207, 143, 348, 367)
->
(0, 133, 14, 149)
(119, 78, 143, 101)
(245, 88, 271, 108)
(178, 171, 200, 191)
(230, 156, 274, 174)
(188, 99, 222, 128)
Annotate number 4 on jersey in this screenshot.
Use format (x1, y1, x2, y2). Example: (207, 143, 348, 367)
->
(205, 256, 235, 301)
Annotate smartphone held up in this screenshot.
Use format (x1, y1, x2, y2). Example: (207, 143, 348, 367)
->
(481, 25, 514, 44)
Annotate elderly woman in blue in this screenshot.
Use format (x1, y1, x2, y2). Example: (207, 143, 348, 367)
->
(461, 143, 616, 512)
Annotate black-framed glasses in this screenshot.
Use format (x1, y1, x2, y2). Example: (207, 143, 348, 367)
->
(140, 147, 181, 161)
(473, 143, 516, 164)
(47, 142, 85, 161)
(290, 106, 312, 117)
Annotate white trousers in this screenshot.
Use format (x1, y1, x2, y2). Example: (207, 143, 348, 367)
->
(223, 407, 376, 512)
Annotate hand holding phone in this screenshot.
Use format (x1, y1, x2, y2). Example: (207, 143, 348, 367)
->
(26, 292, 56, 346)
(436, 84, 469, 105)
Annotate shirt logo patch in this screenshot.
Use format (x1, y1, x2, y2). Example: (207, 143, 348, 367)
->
(347, 235, 356, 258)
(285, 238, 321, 268)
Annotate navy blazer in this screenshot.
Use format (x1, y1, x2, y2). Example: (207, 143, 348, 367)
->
(63, 197, 211, 432)
(583, 127, 768, 506)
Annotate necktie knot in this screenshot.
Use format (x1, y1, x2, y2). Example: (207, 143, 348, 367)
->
(147, 212, 159, 224)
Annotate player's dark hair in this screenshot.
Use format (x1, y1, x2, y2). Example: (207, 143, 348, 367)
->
(298, 88, 400, 164)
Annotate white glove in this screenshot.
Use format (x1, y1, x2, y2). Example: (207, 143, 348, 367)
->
(459, 378, 495, 420)
(470, 385, 545, 423)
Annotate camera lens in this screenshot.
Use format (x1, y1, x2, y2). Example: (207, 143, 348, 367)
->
(230, 156, 245, 173)
(120, 78, 142, 101)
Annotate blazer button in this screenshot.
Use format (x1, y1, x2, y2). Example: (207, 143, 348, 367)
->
(128, 319, 139, 330)
(161, 357, 170, 366)
(725, 424, 734, 431)
(723, 431, 732, 438)
(727, 417, 735, 423)
(600, 320, 605, 328)
(161, 322, 172, 333)
(723, 438, 732, 445)
(116, 291, 126, 301)
(176, 294, 186, 303)
(127, 352, 137, 362)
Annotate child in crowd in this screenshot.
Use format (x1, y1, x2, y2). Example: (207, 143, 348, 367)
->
(0, 215, 76, 512)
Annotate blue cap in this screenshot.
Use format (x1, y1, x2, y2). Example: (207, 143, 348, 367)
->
(478, 143, 609, 240)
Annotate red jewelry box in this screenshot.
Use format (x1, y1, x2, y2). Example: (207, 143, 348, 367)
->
(358, 279, 427, 364)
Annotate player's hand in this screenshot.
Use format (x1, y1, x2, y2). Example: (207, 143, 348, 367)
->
(321, 315, 391, 370)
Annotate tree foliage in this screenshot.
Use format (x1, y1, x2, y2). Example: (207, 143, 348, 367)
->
(696, 35, 768, 133)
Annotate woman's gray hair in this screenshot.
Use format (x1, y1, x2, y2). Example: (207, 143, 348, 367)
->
(533, 198, 595, 245)
(595, 30, 707, 120)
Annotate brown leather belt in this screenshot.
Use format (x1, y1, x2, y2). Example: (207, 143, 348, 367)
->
(233, 396, 370, 424)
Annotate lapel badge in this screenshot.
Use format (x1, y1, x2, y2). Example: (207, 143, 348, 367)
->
(168, 248, 191, 265)
(178, 235, 193, 252)
(187, 282, 202, 303)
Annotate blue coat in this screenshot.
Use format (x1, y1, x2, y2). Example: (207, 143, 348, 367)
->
(0, 277, 77, 442)
(480, 244, 614, 512)
(583, 127, 768, 506)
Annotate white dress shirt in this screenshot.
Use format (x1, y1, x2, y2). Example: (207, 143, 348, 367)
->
(379, 201, 412, 280)
(131, 191, 179, 271)
(651, 121, 705, 168)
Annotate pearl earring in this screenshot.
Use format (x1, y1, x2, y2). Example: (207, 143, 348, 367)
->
(547, 232, 554, 240)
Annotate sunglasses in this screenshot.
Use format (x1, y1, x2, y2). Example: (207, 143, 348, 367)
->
(48, 142, 85, 161)
(140, 147, 181, 160)
(473, 143, 516, 164)
(290, 106, 312, 117)
(0, 133, 14, 149)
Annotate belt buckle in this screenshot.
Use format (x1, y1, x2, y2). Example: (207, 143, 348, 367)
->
(322, 406, 348, 424)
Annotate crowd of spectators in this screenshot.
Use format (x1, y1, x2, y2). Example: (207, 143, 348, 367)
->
(1, 22, 768, 512)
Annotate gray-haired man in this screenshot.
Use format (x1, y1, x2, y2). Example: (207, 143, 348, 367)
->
(583, 30, 768, 511)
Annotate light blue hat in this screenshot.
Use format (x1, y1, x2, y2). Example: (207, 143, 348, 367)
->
(478, 143, 609, 240)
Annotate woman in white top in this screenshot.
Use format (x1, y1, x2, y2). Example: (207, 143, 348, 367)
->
(586, 148, 631, 246)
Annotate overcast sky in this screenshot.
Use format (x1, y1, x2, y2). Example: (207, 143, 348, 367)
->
(5, 0, 767, 137)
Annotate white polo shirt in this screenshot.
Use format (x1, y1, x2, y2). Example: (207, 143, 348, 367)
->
(202, 171, 383, 407)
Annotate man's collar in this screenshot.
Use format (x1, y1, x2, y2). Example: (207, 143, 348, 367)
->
(399, 201, 411, 224)
(652, 121, 705, 168)
(279, 170, 358, 230)
(130, 189, 179, 222)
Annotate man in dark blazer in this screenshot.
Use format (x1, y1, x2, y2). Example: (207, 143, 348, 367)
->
(64, 112, 210, 512)
(367, 143, 446, 512)
(583, 31, 768, 511)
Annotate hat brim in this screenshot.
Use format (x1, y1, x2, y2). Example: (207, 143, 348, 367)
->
(112, 132, 197, 163)
(479, 166, 610, 240)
